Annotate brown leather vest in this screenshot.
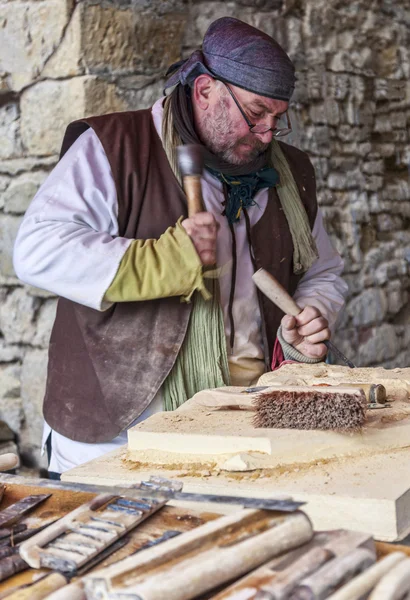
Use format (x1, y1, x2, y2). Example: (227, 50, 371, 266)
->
(43, 109, 317, 443)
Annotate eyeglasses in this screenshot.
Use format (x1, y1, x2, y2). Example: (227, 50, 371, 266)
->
(222, 82, 292, 137)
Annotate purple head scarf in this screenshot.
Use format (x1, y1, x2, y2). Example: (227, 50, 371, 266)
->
(165, 17, 296, 101)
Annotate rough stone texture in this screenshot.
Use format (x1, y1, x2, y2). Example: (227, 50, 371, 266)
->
(1, 0, 410, 469)
(21, 77, 128, 155)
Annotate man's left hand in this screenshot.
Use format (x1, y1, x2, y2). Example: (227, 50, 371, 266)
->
(281, 306, 330, 360)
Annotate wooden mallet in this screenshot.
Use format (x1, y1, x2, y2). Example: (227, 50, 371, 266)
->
(176, 144, 204, 217)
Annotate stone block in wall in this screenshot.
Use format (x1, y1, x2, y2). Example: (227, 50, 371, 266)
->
(0, 288, 40, 344)
(0, 215, 22, 279)
(374, 79, 406, 102)
(2, 172, 48, 215)
(119, 79, 165, 111)
(0, 364, 24, 433)
(374, 259, 408, 286)
(347, 288, 387, 327)
(0, 341, 24, 363)
(382, 181, 410, 203)
(0, 104, 22, 160)
(0, 363, 21, 401)
(45, 4, 187, 77)
(20, 77, 128, 156)
(20, 349, 48, 464)
(0, 0, 74, 92)
(32, 300, 57, 349)
(357, 324, 398, 366)
(386, 280, 408, 315)
(377, 213, 402, 232)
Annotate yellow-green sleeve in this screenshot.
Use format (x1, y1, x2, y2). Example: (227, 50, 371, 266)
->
(104, 218, 209, 303)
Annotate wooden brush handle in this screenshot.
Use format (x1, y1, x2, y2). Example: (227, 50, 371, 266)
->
(252, 268, 301, 317)
(183, 175, 204, 217)
(4, 573, 68, 600)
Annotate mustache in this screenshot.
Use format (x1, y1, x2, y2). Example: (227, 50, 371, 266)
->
(235, 135, 270, 153)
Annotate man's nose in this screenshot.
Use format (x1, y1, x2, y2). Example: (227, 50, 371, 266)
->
(255, 129, 274, 143)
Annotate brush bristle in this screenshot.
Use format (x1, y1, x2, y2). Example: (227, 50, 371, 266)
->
(253, 389, 367, 431)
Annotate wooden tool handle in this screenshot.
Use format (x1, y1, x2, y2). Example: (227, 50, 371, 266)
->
(4, 572, 68, 600)
(293, 548, 375, 599)
(0, 453, 18, 471)
(183, 175, 204, 217)
(252, 268, 301, 317)
(327, 552, 406, 600)
(369, 557, 410, 599)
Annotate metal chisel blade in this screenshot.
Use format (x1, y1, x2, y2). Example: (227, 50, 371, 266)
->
(172, 492, 304, 512)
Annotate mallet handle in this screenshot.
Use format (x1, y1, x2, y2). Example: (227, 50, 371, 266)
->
(183, 175, 204, 217)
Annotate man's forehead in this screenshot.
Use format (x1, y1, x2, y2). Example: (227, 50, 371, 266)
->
(231, 83, 288, 111)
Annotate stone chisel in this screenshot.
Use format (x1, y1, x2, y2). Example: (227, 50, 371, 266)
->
(139, 477, 304, 512)
(252, 268, 356, 368)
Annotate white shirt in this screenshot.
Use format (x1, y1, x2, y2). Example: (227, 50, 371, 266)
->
(13, 99, 348, 473)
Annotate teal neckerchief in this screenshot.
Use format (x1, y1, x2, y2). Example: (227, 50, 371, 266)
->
(207, 166, 280, 224)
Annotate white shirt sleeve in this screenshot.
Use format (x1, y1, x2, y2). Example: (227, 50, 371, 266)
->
(13, 129, 132, 310)
(292, 207, 348, 329)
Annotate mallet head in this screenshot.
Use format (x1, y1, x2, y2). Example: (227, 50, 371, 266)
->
(176, 144, 204, 177)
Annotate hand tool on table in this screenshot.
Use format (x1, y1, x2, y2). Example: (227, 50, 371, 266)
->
(327, 551, 406, 600)
(291, 547, 375, 599)
(252, 268, 355, 368)
(0, 494, 50, 529)
(19, 476, 303, 575)
(368, 557, 410, 600)
(83, 507, 313, 600)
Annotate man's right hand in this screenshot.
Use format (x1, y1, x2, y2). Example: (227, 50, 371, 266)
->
(182, 212, 218, 266)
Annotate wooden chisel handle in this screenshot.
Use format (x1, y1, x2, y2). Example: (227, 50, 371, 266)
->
(0, 453, 18, 471)
(4, 572, 68, 600)
(252, 268, 301, 317)
(252, 268, 356, 369)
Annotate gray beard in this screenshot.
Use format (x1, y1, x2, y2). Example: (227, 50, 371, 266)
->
(200, 97, 269, 166)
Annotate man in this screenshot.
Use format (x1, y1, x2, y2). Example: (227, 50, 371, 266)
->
(13, 17, 347, 477)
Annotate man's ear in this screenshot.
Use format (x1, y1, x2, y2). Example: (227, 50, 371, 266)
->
(192, 75, 216, 110)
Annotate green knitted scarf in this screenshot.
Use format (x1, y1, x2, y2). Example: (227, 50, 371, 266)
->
(161, 94, 318, 411)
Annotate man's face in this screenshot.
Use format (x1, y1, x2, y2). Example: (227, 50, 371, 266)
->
(197, 80, 289, 165)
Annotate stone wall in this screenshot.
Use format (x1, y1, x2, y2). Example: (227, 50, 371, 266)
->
(0, 0, 409, 468)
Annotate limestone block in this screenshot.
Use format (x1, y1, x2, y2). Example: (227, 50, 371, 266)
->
(0, 214, 22, 279)
(0, 288, 40, 344)
(75, 6, 187, 74)
(32, 299, 57, 348)
(357, 324, 398, 366)
(20, 77, 127, 156)
(121, 79, 165, 111)
(2, 172, 48, 215)
(363, 160, 385, 175)
(0, 103, 22, 160)
(348, 288, 388, 327)
(0, 156, 57, 178)
(383, 181, 410, 202)
(364, 176, 384, 192)
(375, 259, 408, 286)
(0, 0, 74, 91)
(0, 340, 24, 363)
(387, 280, 408, 315)
(20, 348, 48, 450)
(374, 79, 406, 102)
(0, 363, 21, 400)
(377, 213, 402, 232)
(41, 4, 82, 79)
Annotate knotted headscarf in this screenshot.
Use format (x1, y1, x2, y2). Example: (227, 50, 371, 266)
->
(165, 17, 296, 102)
